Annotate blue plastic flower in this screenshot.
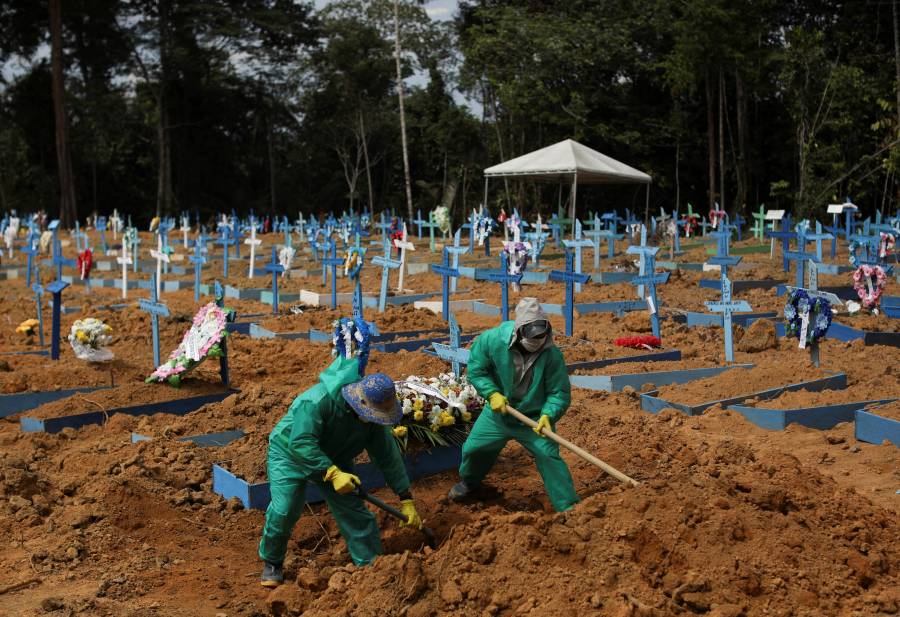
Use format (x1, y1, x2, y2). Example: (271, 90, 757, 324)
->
(784, 304, 796, 321)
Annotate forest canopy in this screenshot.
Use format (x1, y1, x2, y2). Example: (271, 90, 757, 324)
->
(1, 0, 898, 227)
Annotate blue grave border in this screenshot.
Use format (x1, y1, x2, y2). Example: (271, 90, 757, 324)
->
(213, 444, 462, 510)
(131, 430, 245, 448)
(20, 389, 236, 434)
(728, 399, 897, 431)
(571, 364, 753, 393)
(0, 386, 113, 419)
(855, 409, 900, 448)
(640, 373, 847, 417)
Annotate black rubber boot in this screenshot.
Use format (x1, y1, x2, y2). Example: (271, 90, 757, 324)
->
(448, 480, 480, 502)
(260, 561, 284, 588)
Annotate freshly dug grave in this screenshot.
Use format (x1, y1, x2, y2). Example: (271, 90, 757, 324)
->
(747, 383, 900, 410)
(863, 400, 900, 421)
(833, 311, 900, 333)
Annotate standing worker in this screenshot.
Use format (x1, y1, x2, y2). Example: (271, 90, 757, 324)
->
(449, 297, 579, 512)
(259, 356, 424, 587)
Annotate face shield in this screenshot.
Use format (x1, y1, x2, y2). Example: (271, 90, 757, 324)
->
(519, 319, 550, 352)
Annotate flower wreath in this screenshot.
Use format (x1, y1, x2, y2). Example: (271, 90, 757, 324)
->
(502, 241, 530, 292)
(879, 232, 896, 259)
(123, 227, 137, 251)
(794, 219, 810, 239)
(784, 289, 832, 348)
(338, 222, 351, 246)
(852, 264, 887, 311)
(76, 248, 93, 280)
(433, 206, 451, 234)
(848, 240, 862, 268)
(146, 303, 229, 387)
(709, 210, 726, 230)
(475, 215, 496, 246)
(615, 335, 661, 350)
(682, 215, 699, 238)
(360, 213, 370, 229)
(68, 318, 114, 362)
(332, 317, 371, 376)
(343, 247, 364, 279)
(278, 246, 295, 277)
(665, 219, 678, 238)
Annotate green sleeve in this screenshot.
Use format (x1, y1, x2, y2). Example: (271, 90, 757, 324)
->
(287, 398, 335, 481)
(541, 348, 571, 422)
(366, 426, 411, 495)
(467, 330, 502, 398)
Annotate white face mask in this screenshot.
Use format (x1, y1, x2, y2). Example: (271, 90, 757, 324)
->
(520, 336, 545, 352)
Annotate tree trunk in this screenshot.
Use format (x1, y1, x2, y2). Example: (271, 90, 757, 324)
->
(718, 67, 726, 212)
(267, 114, 276, 214)
(358, 109, 374, 215)
(156, 0, 173, 218)
(706, 70, 716, 210)
(393, 0, 414, 223)
(735, 70, 748, 212)
(49, 0, 77, 227)
(675, 139, 680, 214)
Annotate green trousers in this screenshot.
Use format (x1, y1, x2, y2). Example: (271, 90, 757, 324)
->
(258, 440, 381, 566)
(459, 409, 579, 512)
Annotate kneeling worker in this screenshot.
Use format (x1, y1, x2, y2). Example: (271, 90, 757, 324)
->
(449, 297, 579, 512)
(259, 356, 423, 587)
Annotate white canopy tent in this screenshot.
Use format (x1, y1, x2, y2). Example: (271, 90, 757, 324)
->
(483, 139, 651, 231)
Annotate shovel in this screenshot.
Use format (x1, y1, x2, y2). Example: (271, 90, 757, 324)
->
(505, 404, 641, 487)
(354, 488, 437, 548)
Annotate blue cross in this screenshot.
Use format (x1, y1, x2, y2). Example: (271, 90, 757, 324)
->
(430, 247, 460, 321)
(485, 252, 524, 322)
(549, 249, 591, 337)
(371, 240, 401, 313)
(461, 210, 478, 252)
(805, 221, 833, 262)
(562, 219, 594, 293)
(625, 224, 654, 298)
(264, 246, 284, 314)
(432, 312, 466, 378)
(97, 217, 108, 253)
(52, 237, 75, 280)
(129, 229, 142, 273)
(322, 241, 345, 309)
(32, 281, 45, 347)
(413, 209, 426, 238)
(704, 276, 752, 363)
(785, 245, 819, 288)
(707, 230, 742, 281)
(217, 227, 233, 278)
(784, 262, 842, 367)
(629, 251, 669, 339)
(139, 273, 170, 369)
(732, 213, 746, 241)
(445, 229, 470, 293)
(20, 236, 39, 287)
(46, 280, 70, 361)
(765, 215, 795, 272)
(189, 234, 208, 303)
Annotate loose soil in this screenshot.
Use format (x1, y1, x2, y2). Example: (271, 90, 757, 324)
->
(1, 228, 900, 616)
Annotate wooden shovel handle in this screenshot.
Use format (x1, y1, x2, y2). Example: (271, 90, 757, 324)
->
(505, 405, 640, 487)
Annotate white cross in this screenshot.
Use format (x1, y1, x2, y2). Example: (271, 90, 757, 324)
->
(295, 213, 305, 245)
(149, 235, 170, 297)
(393, 223, 416, 292)
(117, 252, 132, 299)
(245, 224, 261, 278)
(110, 210, 122, 240)
(181, 216, 191, 248)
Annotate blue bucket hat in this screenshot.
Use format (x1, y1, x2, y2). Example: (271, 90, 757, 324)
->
(341, 373, 402, 425)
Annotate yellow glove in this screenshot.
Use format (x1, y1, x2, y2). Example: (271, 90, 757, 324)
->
(399, 499, 423, 529)
(533, 414, 552, 437)
(488, 392, 508, 414)
(323, 465, 361, 495)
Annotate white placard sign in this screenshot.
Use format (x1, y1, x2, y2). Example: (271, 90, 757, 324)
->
(765, 210, 786, 221)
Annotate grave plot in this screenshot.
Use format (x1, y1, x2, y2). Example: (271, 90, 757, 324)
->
(640, 363, 848, 416)
(855, 400, 900, 448)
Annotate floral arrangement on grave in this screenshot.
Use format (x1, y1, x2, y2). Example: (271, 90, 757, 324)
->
(784, 289, 832, 348)
(343, 248, 363, 279)
(393, 373, 484, 450)
(852, 264, 887, 313)
(332, 316, 371, 376)
(76, 248, 93, 280)
(709, 209, 726, 230)
(794, 219, 810, 238)
(502, 241, 529, 292)
(16, 319, 40, 338)
(39, 230, 53, 254)
(360, 213, 370, 229)
(278, 246, 295, 276)
(123, 227, 137, 250)
(149, 216, 160, 232)
(433, 206, 451, 235)
(665, 219, 678, 238)
(146, 303, 230, 386)
(681, 215, 699, 238)
(68, 318, 114, 362)
(475, 215, 497, 246)
(614, 335, 661, 350)
(338, 222, 352, 246)
(879, 232, 895, 260)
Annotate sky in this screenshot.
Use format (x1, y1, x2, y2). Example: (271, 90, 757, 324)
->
(313, 0, 459, 21)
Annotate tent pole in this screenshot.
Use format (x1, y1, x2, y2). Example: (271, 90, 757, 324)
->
(483, 176, 489, 212)
(571, 173, 578, 238)
(644, 183, 650, 226)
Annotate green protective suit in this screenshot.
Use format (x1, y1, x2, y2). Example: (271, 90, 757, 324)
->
(461, 320, 579, 511)
(258, 356, 411, 566)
